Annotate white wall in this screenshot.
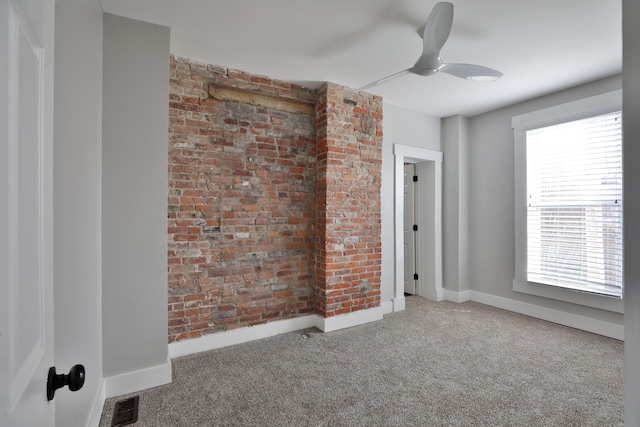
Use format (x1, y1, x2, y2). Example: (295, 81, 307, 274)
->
(102, 14, 170, 388)
(53, 1, 104, 425)
(623, 0, 640, 422)
(466, 75, 624, 327)
(381, 103, 440, 303)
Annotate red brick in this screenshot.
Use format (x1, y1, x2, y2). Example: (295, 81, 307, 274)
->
(168, 59, 382, 343)
(168, 55, 319, 342)
(314, 82, 382, 316)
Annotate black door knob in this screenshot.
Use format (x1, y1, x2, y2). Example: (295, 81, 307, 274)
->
(47, 364, 85, 401)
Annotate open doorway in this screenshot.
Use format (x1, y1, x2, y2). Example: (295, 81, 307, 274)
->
(392, 144, 443, 312)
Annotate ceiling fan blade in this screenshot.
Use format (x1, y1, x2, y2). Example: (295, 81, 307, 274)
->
(358, 69, 411, 91)
(439, 63, 503, 81)
(422, 2, 454, 57)
(411, 2, 454, 76)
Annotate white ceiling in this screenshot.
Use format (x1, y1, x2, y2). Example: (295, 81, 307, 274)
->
(100, 0, 622, 118)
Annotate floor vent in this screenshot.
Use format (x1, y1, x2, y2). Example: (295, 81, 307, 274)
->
(111, 395, 139, 427)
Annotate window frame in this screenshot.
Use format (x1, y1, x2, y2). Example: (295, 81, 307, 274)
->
(512, 90, 623, 313)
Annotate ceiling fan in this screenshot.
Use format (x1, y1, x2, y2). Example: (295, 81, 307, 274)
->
(358, 2, 503, 91)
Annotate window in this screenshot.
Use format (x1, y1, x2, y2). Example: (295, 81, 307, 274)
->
(513, 90, 623, 310)
(526, 112, 622, 297)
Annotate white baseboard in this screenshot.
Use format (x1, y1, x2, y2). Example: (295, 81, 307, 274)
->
(381, 300, 394, 314)
(87, 379, 106, 427)
(169, 307, 385, 360)
(469, 291, 624, 341)
(169, 315, 317, 359)
(392, 296, 405, 312)
(444, 289, 472, 303)
(422, 287, 445, 302)
(316, 306, 384, 332)
(103, 356, 172, 398)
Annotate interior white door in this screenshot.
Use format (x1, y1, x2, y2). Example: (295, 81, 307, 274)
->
(403, 164, 416, 294)
(1, 0, 55, 425)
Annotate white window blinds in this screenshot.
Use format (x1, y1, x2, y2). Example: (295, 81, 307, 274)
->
(526, 111, 623, 298)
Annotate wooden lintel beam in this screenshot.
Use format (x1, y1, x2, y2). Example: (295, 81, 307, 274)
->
(208, 85, 315, 116)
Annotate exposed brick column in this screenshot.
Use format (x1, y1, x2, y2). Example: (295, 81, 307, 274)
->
(315, 83, 383, 318)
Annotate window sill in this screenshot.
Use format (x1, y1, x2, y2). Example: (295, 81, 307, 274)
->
(513, 279, 624, 314)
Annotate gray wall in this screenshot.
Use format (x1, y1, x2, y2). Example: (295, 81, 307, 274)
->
(442, 115, 470, 294)
(623, 0, 640, 422)
(467, 75, 624, 325)
(102, 14, 169, 377)
(53, 0, 103, 425)
(381, 103, 440, 302)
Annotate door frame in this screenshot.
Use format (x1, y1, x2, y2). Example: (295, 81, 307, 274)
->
(393, 144, 443, 312)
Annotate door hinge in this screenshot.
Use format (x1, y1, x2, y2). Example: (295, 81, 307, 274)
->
(413, 273, 419, 280)
(413, 175, 418, 182)
(413, 224, 418, 231)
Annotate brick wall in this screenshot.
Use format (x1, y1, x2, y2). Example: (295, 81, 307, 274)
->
(315, 83, 383, 318)
(168, 57, 383, 343)
(168, 56, 317, 342)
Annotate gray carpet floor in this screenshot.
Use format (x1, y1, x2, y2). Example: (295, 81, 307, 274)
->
(100, 297, 623, 426)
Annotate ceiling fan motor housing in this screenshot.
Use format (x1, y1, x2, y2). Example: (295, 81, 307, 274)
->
(411, 53, 442, 76)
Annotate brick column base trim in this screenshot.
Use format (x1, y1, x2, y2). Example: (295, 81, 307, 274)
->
(315, 306, 384, 333)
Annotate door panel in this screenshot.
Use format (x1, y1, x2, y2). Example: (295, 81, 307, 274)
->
(403, 164, 416, 294)
(1, 0, 55, 425)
